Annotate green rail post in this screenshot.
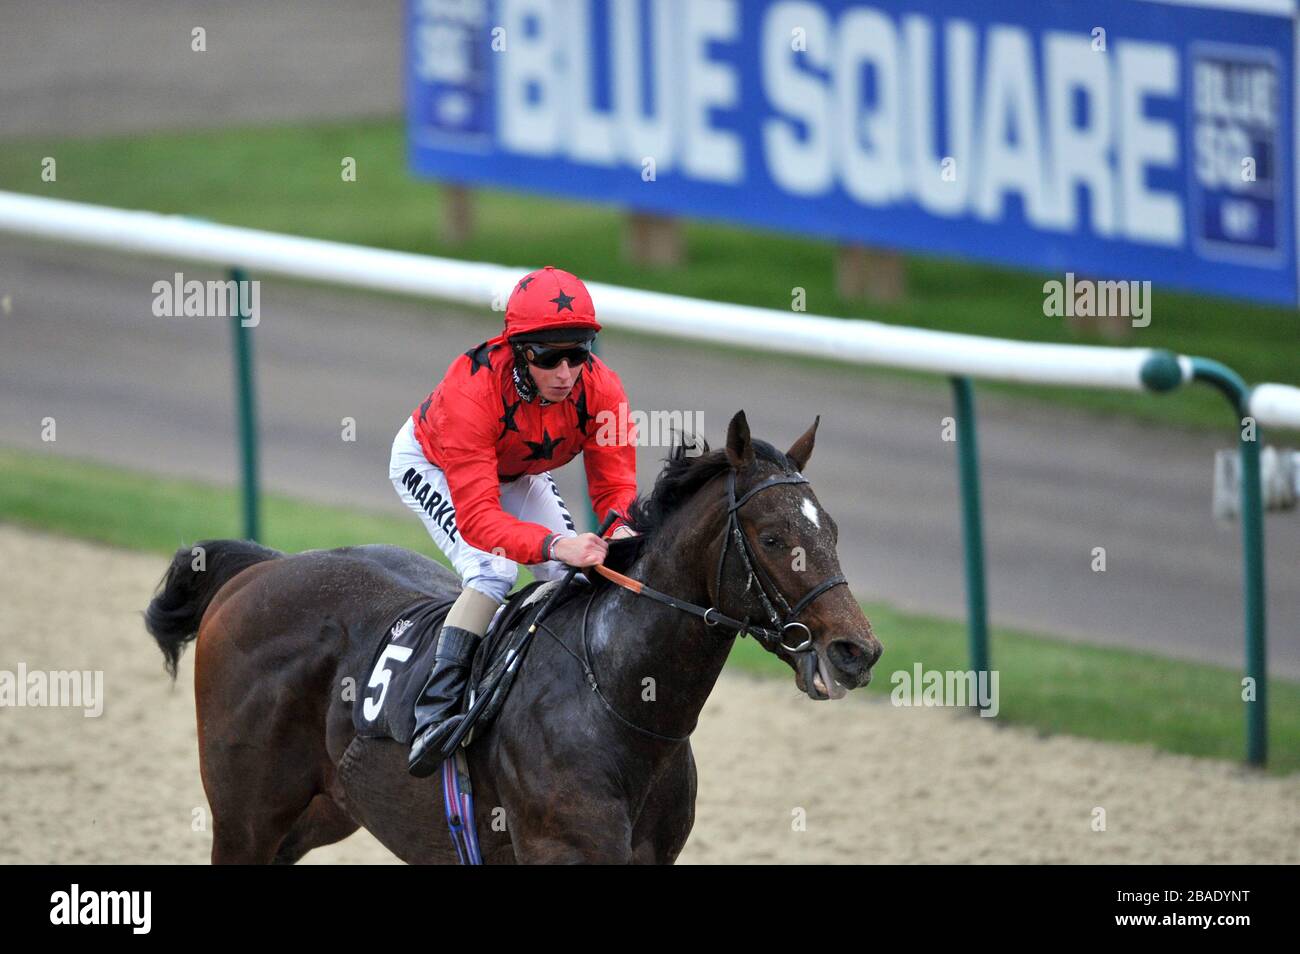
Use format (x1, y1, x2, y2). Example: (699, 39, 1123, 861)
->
(950, 376, 991, 700)
(1189, 357, 1267, 766)
(230, 267, 261, 542)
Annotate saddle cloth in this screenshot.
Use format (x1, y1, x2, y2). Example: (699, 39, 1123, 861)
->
(351, 578, 588, 744)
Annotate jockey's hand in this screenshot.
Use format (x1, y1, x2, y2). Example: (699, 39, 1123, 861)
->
(553, 533, 609, 567)
(610, 525, 638, 540)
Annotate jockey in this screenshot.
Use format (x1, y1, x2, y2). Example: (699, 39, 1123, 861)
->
(389, 265, 639, 777)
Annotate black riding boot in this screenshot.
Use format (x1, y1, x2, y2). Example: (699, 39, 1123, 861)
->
(407, 625, 480, 778)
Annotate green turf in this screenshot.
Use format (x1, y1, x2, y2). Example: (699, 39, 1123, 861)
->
(1, 445, 1294, 774)
(1, 119, 1296, 435)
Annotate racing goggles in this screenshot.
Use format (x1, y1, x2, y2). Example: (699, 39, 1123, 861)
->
(519, 339, 593, 370)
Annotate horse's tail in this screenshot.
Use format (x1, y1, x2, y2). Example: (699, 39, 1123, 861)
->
(145, 540, 281, 679)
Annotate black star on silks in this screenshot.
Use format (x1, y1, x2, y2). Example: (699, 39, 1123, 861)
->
(419, 395, 432, 423)
(517, 275, 535, 292)
(523, 428, 565, 461)
(498, 395, 522, 439)
(464, 341, 497, 375)
(550, 290, 575, 312)
(574, 389, 595, 434)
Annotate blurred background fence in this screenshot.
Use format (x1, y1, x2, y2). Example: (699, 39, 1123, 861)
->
(2, 189, 1295, 763)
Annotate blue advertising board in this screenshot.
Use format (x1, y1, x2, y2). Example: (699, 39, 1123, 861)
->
(407, 0, 1300, 305)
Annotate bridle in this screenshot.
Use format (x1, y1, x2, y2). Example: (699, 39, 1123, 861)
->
(710, 469, 848, 654)
(544, 466, 849, 741)
(589, 468, 847, 653)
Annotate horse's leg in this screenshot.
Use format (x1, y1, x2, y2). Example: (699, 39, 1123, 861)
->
(503, 793, 635, 864)
(512, 831, 634, 864)
(198, 604, 340, 865)
(209, 793, 312, 864)
(271, 794, 360, 865)
(204, 736, 321, 864)
(631, 745, 697, 864)
(498, 743, 695, 865)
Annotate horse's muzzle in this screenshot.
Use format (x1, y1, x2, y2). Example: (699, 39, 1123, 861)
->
(828, 637, 879, 685)
(798, 637, 880, 700)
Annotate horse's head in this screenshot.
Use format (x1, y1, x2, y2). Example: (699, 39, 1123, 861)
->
(620, 410, 882, 700)
(714, 410, 882, 700)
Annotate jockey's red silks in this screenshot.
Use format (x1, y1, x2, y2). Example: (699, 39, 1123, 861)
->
(411, 267, 636, 565)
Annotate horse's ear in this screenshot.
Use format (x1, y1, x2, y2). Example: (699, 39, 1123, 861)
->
(787, 415, 819, 471)
(725, 410, 755, 472)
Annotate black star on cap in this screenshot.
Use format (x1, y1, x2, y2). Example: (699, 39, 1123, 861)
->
(419, 396, 432, 423)
(498, 395, 521, 439)
(550, 291, 575, 313)
(464, 341, 498, 375)
(523, 428, 565, 461)
(574, 389, 595, 434)
(517, 275, 535, 292)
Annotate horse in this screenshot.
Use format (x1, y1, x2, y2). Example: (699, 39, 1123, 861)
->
(144, 410, 882, 864)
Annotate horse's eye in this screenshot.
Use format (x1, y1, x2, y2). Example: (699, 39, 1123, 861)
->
(761, 535, 782, 548)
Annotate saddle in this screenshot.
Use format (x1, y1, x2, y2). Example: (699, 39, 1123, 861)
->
(352, 576, 592, 745)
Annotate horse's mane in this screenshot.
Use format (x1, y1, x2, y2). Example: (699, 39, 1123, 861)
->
(628, 436, 793, 535)
(593, 434, 793, 578)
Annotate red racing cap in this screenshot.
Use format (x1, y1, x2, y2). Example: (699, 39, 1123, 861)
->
(503, 266, 602, 342)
